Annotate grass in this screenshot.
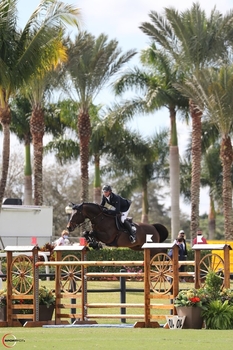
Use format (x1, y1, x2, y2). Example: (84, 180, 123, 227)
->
(2, 327, 233, 350)
(3, 279, 233, 324)
(2, 280, 233, 349)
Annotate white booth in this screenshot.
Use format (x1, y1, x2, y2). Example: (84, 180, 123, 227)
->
(0, 204, 53, 248)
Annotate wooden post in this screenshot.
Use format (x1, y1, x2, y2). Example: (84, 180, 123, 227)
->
(172, 244, 179, 314)
(55, 263, 61, 324)
(6, 251, 13, 326)
(144, 247, 151, 327)
(81, 249, 87, 321)
(194, 249, 201, 289)
(223, 245, 230, 288)
(33, 247, 39, 321)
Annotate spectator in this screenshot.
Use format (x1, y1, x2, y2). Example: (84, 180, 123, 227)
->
(168, 238, 186, 262)
(54, 230, 70, 246)
(193, 229, 208, 245)
(178, 230, 188, 258)
(177, 230, 188, 281)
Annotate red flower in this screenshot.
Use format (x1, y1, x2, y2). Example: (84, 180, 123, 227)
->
(189, 297, 200, 303)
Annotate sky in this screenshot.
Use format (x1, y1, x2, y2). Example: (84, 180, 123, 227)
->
(13, 0, 233, 216)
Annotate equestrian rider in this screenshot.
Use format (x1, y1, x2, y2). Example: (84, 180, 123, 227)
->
(100, 185, 136, 243)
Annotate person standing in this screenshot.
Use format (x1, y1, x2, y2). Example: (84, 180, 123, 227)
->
(168, 238, 185, 262)
(178, 230, 188, 258)
(100, 185, 136, 243)
(193, 229, 208, 245)
(177, 230, 188, 282)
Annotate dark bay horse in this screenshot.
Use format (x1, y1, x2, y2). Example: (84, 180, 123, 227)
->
(66, 203, 169, 254)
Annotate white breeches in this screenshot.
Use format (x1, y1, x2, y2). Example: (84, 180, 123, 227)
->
(121, 209, 130, 223)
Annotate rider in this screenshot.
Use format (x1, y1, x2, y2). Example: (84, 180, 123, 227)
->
(100, 185, 136, 243)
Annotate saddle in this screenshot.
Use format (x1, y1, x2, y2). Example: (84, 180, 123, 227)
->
(115, 215, 135, 232)
(101, 207, 135, 232)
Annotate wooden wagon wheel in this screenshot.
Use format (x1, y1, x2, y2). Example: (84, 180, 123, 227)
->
(60, 255, 82, 293)
(11, 255, 33, 294)
(199, 253, 225, 286)
(150, 253, 173, 294)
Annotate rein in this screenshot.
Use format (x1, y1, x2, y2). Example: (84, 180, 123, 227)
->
(86, 210, 104, 225)
(70, 206, 104, 229)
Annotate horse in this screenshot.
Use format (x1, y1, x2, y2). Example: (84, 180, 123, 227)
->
(66, 202, 169, 256)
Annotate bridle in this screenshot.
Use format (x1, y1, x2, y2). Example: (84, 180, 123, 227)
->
(68, 203, 104, 231)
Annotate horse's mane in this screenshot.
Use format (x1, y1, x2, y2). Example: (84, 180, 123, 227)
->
(83, 202, 101, 207)
(81, 202, 103, 211)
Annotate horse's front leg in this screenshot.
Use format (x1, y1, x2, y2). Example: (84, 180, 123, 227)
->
(82, 230, 102, 249)
(82, 230, 91, 242)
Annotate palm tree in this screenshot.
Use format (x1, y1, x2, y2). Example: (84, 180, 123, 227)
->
(0, 0, 81, 207)
(10, 96, 33, 204)
(103, 128, 169, 223)
(201, 144, 223, 240)
(179, 65, 233, 240)
(113, 45, 189, 239)
(180, 140, 223, 240)
(139, 3, 232, 239)
(44, 99, 80, 164)
(44, 101, 129, 204)
(64, 31, 136, 202)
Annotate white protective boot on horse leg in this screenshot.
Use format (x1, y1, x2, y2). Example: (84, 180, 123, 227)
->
(124, 220, 136, 243)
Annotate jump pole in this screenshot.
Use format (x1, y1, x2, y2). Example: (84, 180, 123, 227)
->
(134, 241, 179, 328)
(36, 245, 181, 327)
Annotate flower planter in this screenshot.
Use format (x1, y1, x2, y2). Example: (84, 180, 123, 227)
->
(176, 306, 203, 329)
(0, 306, 6, 321)
(39, 305, 55, 321)
(18, 304, 55, 325)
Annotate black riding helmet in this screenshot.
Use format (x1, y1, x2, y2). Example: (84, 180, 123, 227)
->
(102, 185, 112, 192)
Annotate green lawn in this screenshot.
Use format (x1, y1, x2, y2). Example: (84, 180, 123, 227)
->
(2, 280, 233, 349)
(2, 279, 233, 325)
(1, 327, 233, 350)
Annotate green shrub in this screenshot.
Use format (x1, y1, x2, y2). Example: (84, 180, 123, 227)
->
(202, 300, 233, 329)
(62, 248, 144, 274)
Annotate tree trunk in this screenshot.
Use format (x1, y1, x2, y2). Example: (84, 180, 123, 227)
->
(170, 146, 180, 240)
(30, 106, 44, 206)
(141, 182, 149, 224)
(0, 105, 11, 209)
(189, 100, 202, 240)
(78, 109, 91, 202)
(24, 143, 33, 205)
(93, 154, 101, 204)
(208, 194, 215, 240)
(220, 136, 233, 240)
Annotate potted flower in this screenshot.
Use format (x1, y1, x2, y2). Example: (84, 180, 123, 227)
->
(174, 271, 233, 330)
(201, 272, 233, 329)
(0, 289, 7, 321)
(0, 285, 55, 324)
(38, 285, 55, 321)
(12, 285, 55, 324)
(174, 288, 208, 329)
(39, 286, 55, 308)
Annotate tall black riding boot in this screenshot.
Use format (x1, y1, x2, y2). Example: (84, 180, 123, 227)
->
(123, 220, 136, 243)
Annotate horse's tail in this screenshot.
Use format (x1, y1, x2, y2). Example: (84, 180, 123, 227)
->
(153, 223, 169, 243)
